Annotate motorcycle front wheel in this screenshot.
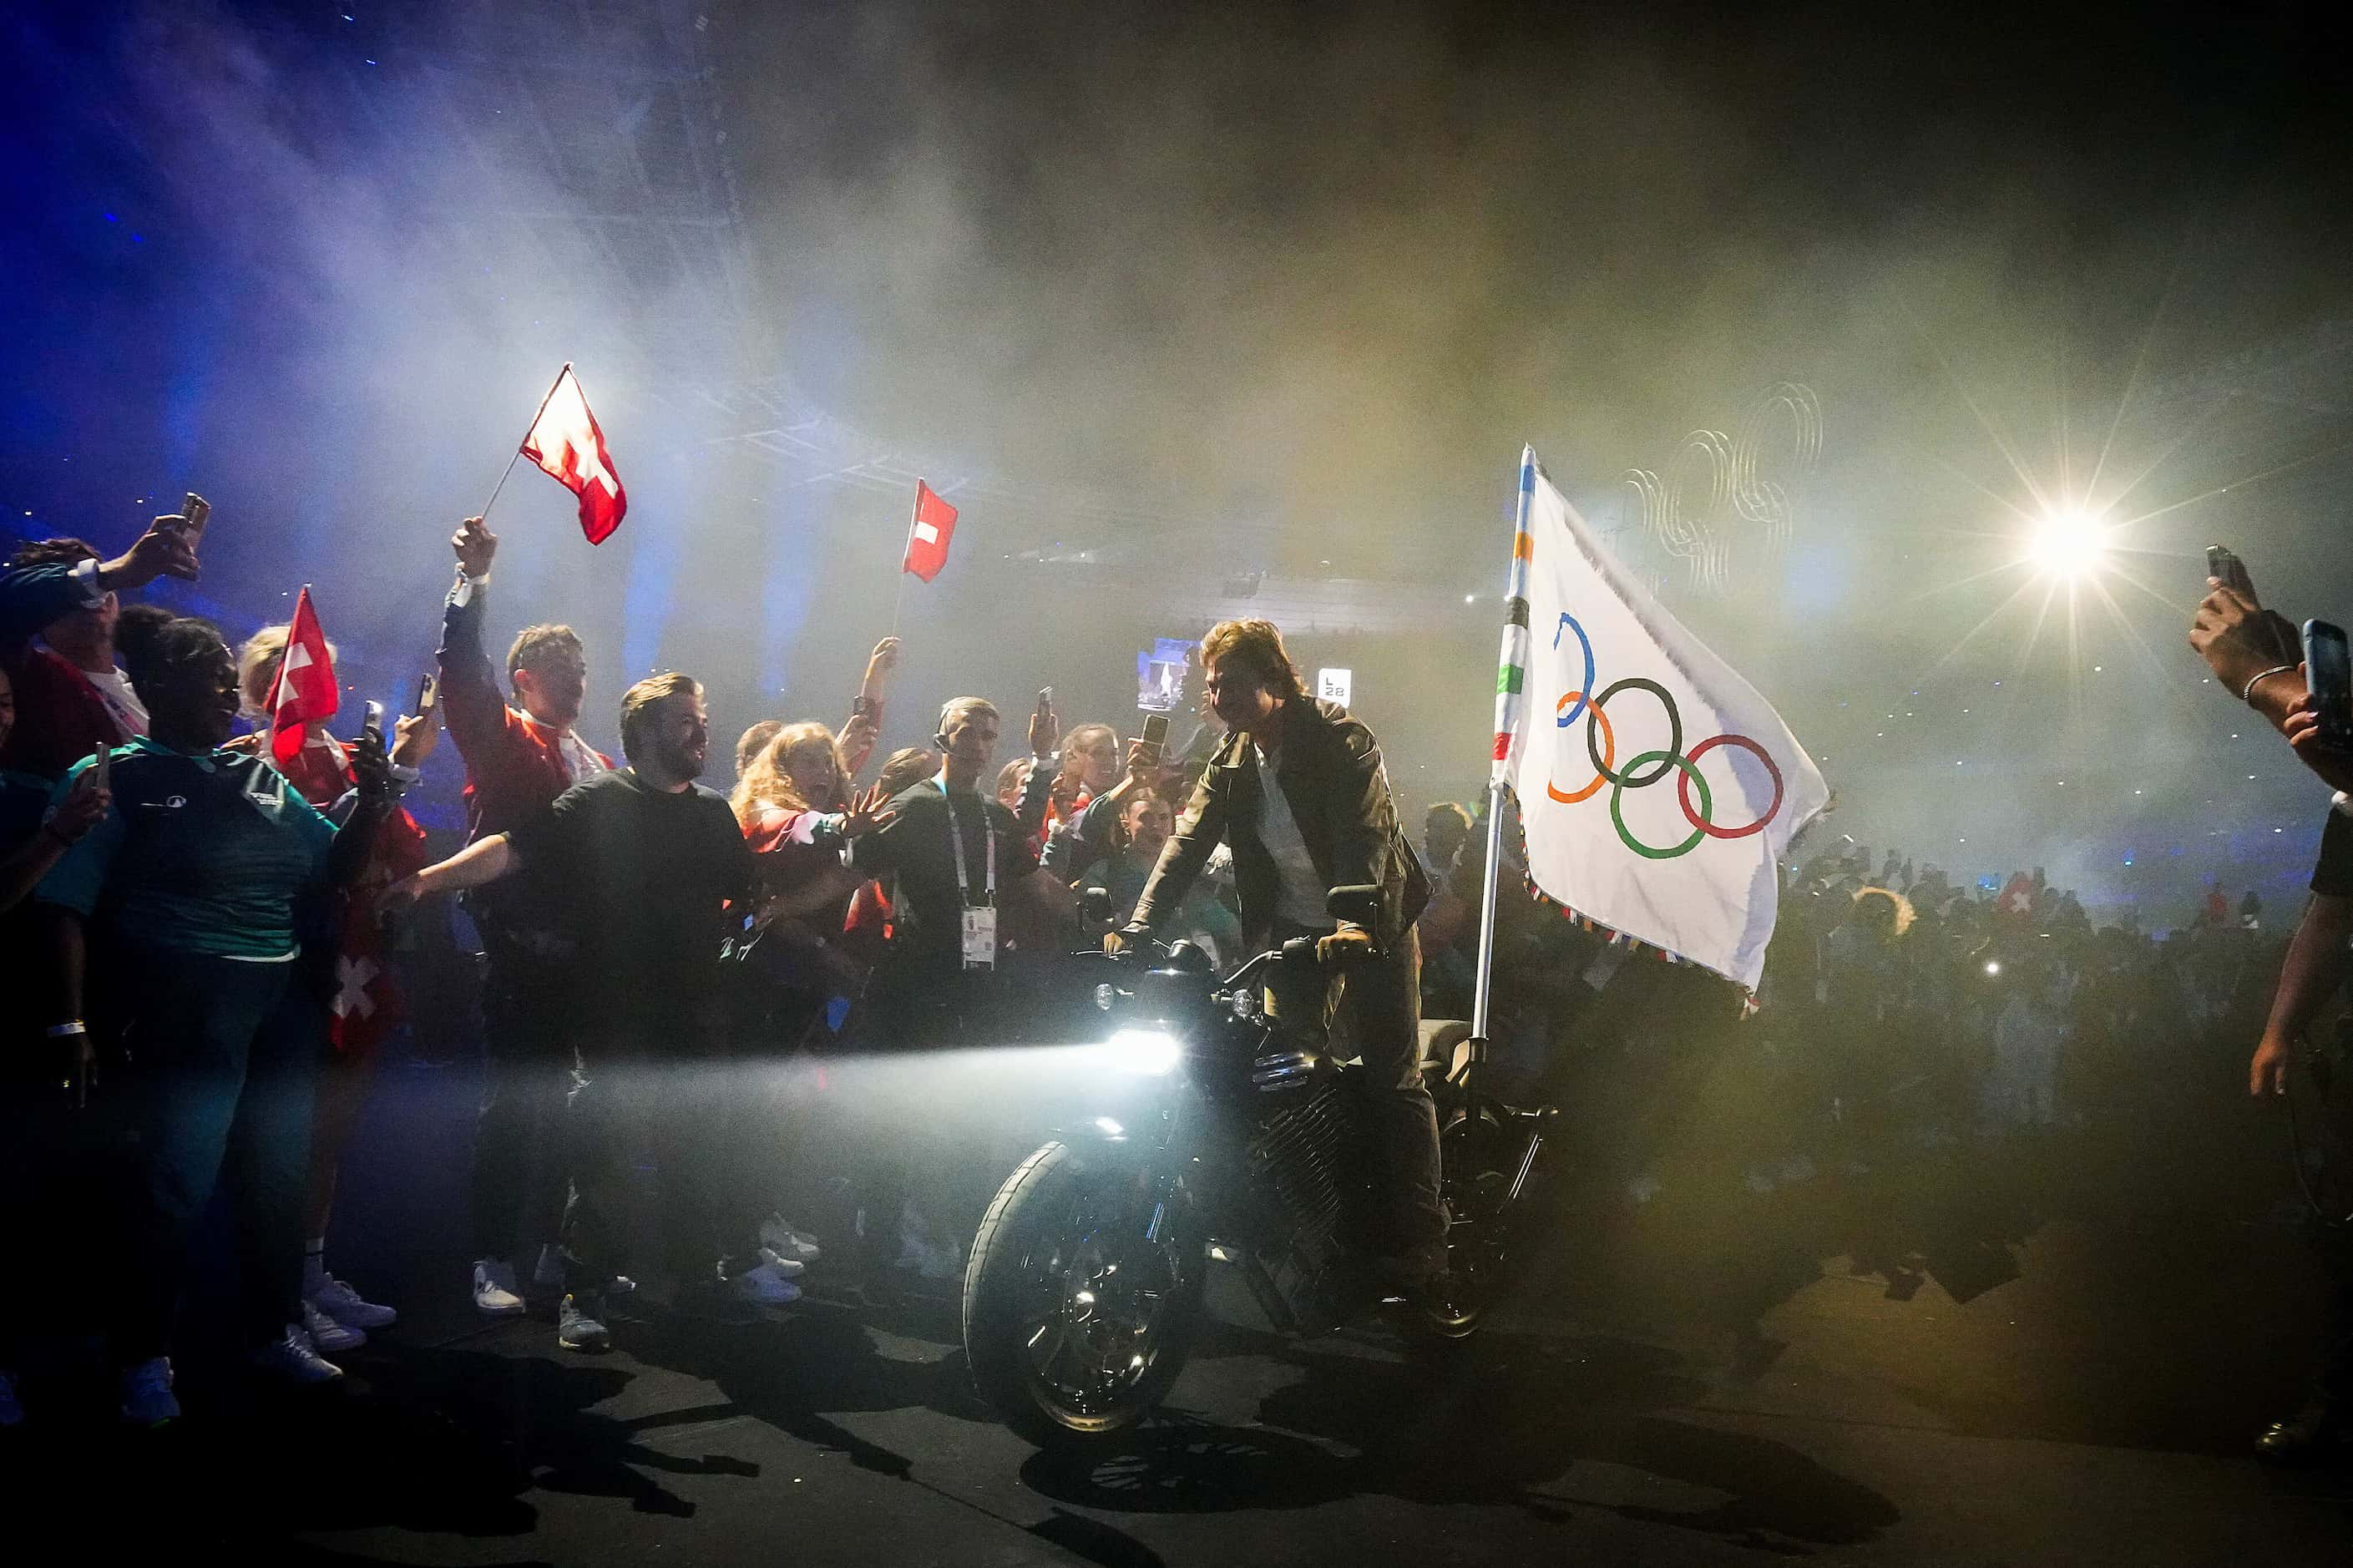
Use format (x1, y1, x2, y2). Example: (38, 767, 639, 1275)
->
(962, 1141, 1207, 1451)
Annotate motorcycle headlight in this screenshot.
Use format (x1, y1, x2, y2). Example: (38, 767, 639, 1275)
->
(1097, 1027, 1182, 1076)
(1094, 982, 1118, 1013)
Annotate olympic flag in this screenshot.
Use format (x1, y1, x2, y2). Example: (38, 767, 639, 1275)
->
(1490, 446, 1829, 994)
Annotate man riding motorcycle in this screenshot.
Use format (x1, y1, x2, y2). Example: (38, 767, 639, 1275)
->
(1107, 618, 1450, 1303)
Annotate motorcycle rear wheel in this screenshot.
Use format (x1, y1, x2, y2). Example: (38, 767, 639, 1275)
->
(963, 1141, 1206, 1451)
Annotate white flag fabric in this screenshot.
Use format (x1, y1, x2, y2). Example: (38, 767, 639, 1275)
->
(1494, 448, 1829, 994)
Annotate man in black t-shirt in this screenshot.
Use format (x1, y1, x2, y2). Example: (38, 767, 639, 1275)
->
(392, 673, 767, 1348)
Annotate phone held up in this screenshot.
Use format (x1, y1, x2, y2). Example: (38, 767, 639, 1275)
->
(180, 491, 211, 540)
(414, 671, 438, 716)
(1140, 711, 1170, 764)
(2303, 620, 2353, 749)
(362, 700, 387, 750)
(2207, 544, 2254, 599)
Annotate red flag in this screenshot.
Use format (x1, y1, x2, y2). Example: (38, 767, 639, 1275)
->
(1995, 872, 2036, 923)
(520, 364, 627, 544)
(902, 480, 959, 583)
(267, 586, 339, 765)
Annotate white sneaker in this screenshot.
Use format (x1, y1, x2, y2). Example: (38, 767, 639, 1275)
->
(310, 1274, 397, 1330)
(302, 1297, 366, 1353)
(755, 1245, 806, 1278)
(473, 1257, 525, 1316)
(251, 1325, 343, 1385)
(119, 1358, 178, 1426)
(759, 1212, 822, 1263)
(0, 1368, 23, 1428)
(734, 1260, 803, 1306)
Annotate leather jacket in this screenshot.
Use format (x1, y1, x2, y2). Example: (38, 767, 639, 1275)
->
(1132, 698, 1428, 952)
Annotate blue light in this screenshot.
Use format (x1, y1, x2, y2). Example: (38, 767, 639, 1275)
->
(103, 211, 118, 223)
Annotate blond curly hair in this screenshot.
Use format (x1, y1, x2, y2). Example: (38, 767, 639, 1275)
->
(731, 721, 848, 827)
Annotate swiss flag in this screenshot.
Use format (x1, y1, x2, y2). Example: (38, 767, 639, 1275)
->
(1995, 872, 2036, 923)
(267, 586, 339, 765)
(521, 364, 627, 544)
(902, 480, 959, 583)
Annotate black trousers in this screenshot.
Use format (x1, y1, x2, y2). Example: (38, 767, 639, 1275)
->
(1265, 923, 1449, 1277)
(848, 968, 1012, 1271)
(559, 1029, 741, 1288)
(465, 957, 574, 1263)
(110, 946, 322, 1358)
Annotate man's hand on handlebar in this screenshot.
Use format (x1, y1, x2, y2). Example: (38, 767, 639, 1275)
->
(1103, 923, 1151, 959)
(1316, 924, 1376, 964)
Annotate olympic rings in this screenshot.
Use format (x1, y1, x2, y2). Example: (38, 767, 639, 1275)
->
(1540, 614, 1791, 860)
(1611, 751, 1711, 859)
(1547, 691, 1612, 803)
(1585, 678, 1681, 787)
(1679, 733, 1784, 839)
(1553, 615, 1596, 727)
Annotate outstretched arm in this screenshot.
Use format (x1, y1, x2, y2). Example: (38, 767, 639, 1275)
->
(382, 832, 517, 906)
(2250, 891, 2353, 1095)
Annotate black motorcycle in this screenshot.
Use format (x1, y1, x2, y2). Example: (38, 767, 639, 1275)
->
(961, 886, 1557, 1450)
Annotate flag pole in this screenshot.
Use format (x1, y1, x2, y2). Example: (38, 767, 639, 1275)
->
(480, 363, 573, 522)
(888, 484, 920, 635)
(1469, 446, 1540, 1076)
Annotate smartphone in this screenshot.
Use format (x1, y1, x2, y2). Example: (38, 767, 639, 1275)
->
(362, 700, 386, 748)
(91, 738, 111, 795)
(1140, 711, 1169, 763)
(2304, 620, 2352, 746)
(2207, 544, 2254, 598)
(1036, 686, 1054, 716)
(181, 492, 210, 539)
(414, 671, 438, 716)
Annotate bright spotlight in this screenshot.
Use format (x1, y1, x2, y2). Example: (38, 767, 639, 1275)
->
(2025, 508, 2110, 579)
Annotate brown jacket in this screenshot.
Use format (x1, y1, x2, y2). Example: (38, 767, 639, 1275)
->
(1134, 698, 1428, 952)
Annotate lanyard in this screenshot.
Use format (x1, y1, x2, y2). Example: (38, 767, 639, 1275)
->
(935, 772, 995, 904)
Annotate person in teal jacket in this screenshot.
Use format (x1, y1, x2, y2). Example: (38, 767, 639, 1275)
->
(35, 614, 389, 1424)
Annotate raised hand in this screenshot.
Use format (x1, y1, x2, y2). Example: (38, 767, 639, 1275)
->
(350, 724, 396, 811)
(2284, 693, 2353, 794)
(863, 636, 902, 690)
(452, 515, 498, 579)
(838, 781, 897, 839)
(2189, 582, 2302, 703)
(99, 514, 204, 592)
(391, 708, 442, 770)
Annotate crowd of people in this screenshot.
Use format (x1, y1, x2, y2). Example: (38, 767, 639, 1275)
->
(0, 505, 1389, 1428)
(3, 500, 2346, 1468)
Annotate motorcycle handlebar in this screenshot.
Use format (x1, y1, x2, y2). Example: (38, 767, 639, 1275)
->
(1090, 931, 1380, 991)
